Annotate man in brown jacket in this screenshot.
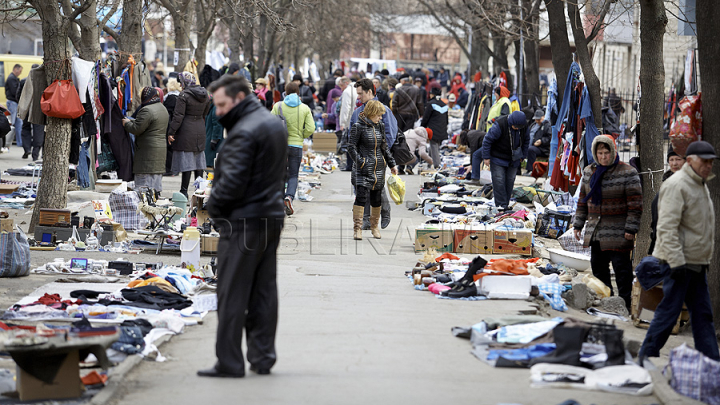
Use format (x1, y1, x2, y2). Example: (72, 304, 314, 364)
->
(573, 135, 642, 310)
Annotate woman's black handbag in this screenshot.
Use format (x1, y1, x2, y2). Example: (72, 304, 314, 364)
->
(391, 131, 415, 165)
(0, 115, 10, 140)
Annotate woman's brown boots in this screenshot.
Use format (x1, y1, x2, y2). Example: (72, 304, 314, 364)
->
(353, 206, 364, 240)
(370, 207, 382, 239)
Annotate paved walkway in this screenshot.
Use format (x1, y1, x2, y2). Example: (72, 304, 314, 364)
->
(105, 168, 675, 405)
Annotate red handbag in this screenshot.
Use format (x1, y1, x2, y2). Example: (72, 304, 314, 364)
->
(40, 60, 85, 119)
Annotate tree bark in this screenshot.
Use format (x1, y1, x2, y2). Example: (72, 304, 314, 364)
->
(174, 13, 193, 72)
(28, 0, 73, 233)
(696, 0, 720, 330)
(120, 0, 143, 59)
(545, 0, 572, 105)
(77, 0, 102, 61)
(523, 0, 541, 100)
(635, 0, 668, 264)
(194, 0, 217, 74)
(224, 4, 242, 64)
(470, 27, 489, 77)
(568, 0, 602, 128)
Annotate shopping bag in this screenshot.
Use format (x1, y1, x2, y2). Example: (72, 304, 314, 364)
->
(479, 163, 492, 185)
(40, 60, 86, 119)
(391, 132, 415, 165)
(668, 94, 702, 157)
(387, 174, 406, 205)
(0, 226, 31, 277)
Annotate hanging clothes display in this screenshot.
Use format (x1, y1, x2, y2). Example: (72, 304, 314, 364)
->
(98, 72, 134, 181)
(548, 62, 582, 179)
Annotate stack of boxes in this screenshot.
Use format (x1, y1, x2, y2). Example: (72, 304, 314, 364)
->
(415, 224, 532, 256)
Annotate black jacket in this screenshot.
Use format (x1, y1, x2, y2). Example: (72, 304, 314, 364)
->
(300, 85, 315, 110)
(5, 73, 20, 103)
(15, 78, 26, 101)
(207, 95, 288, 220)
(392, 83, 424, 118)
(530, 120, 552, 155)
(319, 78, 337, 103)
(421, 97, 448, 143)
(484, 113, 530, 163)
(377, 89, 390, 107)
(348, 115, 396, 191)
(168, 86, 210, 152)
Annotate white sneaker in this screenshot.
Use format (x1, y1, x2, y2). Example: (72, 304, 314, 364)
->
(0, 148, 9, 153)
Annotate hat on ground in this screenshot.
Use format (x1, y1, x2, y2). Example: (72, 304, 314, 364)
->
(292, 74, 303, 82)
(667, 145, 680, 161)
(532, 109, 545, 120)
(448, 93, 456, 102)
(686, 141, 718, 159)
(255, 78, 267, 85)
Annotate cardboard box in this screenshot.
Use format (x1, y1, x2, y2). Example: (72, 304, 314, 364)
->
(0, 218, 13, 233)
(631, 280, 687, 334)
(201, 235, 219, 254)
(0, 184, 19, 194)
(189, 194, 210, 225)
(415, 226, 454, 252)
(493, 228, 533, 256)
(453, 226, 493, 254)
(17, 349, 83, 401)
(312, 132, 337, 153)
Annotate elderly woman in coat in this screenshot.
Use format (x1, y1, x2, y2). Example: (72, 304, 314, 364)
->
(348, 100, 398, 240)
(122, 87, 169, 192)
(168, 72, 211, 197)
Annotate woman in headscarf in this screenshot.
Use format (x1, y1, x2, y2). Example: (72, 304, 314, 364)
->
(163, 78, 182, 175)
(122, 87, 170, 193)
(167, 72, 211, 197)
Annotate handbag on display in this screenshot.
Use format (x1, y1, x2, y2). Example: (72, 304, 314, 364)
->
(40, 59, 86, 119)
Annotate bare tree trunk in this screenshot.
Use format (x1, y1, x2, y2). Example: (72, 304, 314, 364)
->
(242, 32, 254, 63)
(28, 0, 73, 233)
(225, 5, 242, 64)
(524, 0, 541, 99)
(77, 0, 102, 61)
(120, 0, 143, 59)
(174, 15, 193, 72)
(635, 0, 668, 263)
(470, 27, 489, 77)
(696, 0, 720, 330)
(194, 0, 217, 74)
(545, 0, 572, 104)
(568, 0, 602, 128)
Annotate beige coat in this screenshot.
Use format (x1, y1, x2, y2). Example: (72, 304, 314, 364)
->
(652, 163, 716, 268)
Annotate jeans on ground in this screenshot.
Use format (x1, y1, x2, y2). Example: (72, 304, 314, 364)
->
(590, 240, 634, 309)
(21, 122, 44, 159)
(525, 145, 546, 174)
(6, 100, 21, 147)
(471, 148, 484, 180)
(429, 141, 440, 168)
(639, 266, 720, 361)
(285, 146, 303, 199)
(490, 163, 517, 208)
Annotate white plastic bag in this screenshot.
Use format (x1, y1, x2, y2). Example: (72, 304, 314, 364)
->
(479, 163, 492, 185)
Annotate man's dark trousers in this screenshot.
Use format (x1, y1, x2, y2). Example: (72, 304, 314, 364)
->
(215, 217, 284, 375)
(639, 266, 720, 361)
(21, 122, 44, 160)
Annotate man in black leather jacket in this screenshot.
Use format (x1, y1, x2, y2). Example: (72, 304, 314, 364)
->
(198, 75, 287, 378)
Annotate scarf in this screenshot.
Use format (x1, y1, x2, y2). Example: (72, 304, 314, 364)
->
(179, 71, 197, 89)
(582, 154, 620, 205)
(132, 87, 161, 118)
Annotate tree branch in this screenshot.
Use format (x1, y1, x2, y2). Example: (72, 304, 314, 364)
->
(587, 0, 613, 42)
(99, 0, 120, 27)
(103, 23, 120, 45)
(68, 0, 95, 21)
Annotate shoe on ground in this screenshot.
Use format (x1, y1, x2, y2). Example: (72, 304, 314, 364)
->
(22, 152, 29, 159)
(405, 167, 414, 175)
(0, 148, 8, 153)
(250, 365, 271, 375)
(197, 367, 244, 378)
(284, 196, 294, 216)
(463, 179, 481, 186)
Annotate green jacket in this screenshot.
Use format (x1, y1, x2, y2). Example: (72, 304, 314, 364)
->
(271, 97, 315, 147)
(124, 102, 169, 174)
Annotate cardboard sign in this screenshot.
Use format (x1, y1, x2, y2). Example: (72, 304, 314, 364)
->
(92, 200, 113, 221)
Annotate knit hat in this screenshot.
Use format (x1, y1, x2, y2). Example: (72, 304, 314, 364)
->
(667, 145, 680, 161)
(292, 74, 303, 82)
(448, 94, 456, 102)
(425, 127, 433, 140)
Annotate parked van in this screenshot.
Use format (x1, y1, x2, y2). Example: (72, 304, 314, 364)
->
(0, 54, 44, 105)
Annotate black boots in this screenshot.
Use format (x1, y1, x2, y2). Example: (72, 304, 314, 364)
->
(530, 326, 588, 367)
(441, 255, 487, 298)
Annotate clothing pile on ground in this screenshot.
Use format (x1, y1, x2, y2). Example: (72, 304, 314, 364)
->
(450, 316, 653, 396)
